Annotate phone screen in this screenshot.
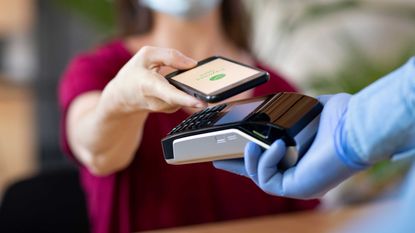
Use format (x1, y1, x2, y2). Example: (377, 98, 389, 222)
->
(171, 58, 261, 95)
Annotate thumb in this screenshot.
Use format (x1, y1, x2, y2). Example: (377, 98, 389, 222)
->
(152, 78, 206, 108)
(134, 46, 197, 70)
(257, 140, 287, 195)
(316, 95, 334, 106)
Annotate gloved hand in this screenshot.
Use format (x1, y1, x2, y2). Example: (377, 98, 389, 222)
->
(214, 93, 367, 199)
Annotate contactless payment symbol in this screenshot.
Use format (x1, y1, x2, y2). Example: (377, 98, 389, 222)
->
(209, 73, 226, 81)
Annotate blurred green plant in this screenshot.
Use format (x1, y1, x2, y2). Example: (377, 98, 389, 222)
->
(53, 0, 116, 35)
(278, 0, 415, 34)
(306, 38, 415, 94)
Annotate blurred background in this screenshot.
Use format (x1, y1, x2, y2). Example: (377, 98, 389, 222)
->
(0, 0, 414, 230)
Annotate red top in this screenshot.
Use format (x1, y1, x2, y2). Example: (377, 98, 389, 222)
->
(59, 40, 318, 233)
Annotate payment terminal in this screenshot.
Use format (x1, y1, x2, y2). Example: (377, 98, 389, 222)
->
(161, 92, 322, 168)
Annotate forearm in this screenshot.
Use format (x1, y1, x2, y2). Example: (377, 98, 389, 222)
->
(68, 89, 148, 176)
(65, 46, 203, 176)
(339, 57, 415, 167)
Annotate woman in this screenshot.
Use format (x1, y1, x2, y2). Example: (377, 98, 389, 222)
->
(59, 0, 318, 232)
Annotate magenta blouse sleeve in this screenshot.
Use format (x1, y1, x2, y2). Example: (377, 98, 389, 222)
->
(58, 41, 131, 161)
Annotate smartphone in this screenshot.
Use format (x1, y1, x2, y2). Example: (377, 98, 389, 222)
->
(165, 56, 269, 103)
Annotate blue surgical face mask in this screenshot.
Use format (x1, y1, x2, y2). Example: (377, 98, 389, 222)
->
(140, 0, 222, 19)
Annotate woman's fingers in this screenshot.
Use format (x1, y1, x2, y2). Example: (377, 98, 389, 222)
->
(131, 46, 206, 111)
(149, 77, 206, 109)
(135, 46, 197, 70)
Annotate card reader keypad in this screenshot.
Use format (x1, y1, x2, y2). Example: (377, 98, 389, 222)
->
(168, 104, 227, 135)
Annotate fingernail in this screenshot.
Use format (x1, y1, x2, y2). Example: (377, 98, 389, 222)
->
(184, 57, 197, 66)
(195, 102, 206, 108)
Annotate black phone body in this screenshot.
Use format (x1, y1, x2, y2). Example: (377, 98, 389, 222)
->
(165, 56, 269, 103)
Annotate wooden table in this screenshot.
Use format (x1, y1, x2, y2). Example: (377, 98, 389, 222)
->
(141, 200, 396, 233)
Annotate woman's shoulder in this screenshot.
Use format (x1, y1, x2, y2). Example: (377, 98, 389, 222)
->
(67, 39, 131, 73)
(59, 39, 133, 110)
(60, 39, 133, 91)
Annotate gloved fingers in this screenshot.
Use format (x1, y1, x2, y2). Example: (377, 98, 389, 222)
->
(257, 140, 287, 195)
(244, 142, 263, 184)
(213, 158, 248, 177)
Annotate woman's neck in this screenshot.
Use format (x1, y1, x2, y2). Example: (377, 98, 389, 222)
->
(126, 8, 253, 64)
(149, 9, 237, 60)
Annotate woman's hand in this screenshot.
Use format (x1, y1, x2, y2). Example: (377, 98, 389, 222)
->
(67, 46, 206, 176)
(99, 46, 206, 116)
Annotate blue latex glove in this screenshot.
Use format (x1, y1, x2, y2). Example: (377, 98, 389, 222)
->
(214, 93, 366, 199)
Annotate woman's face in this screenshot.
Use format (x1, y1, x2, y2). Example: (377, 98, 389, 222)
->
(139, 0, 222, 20)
